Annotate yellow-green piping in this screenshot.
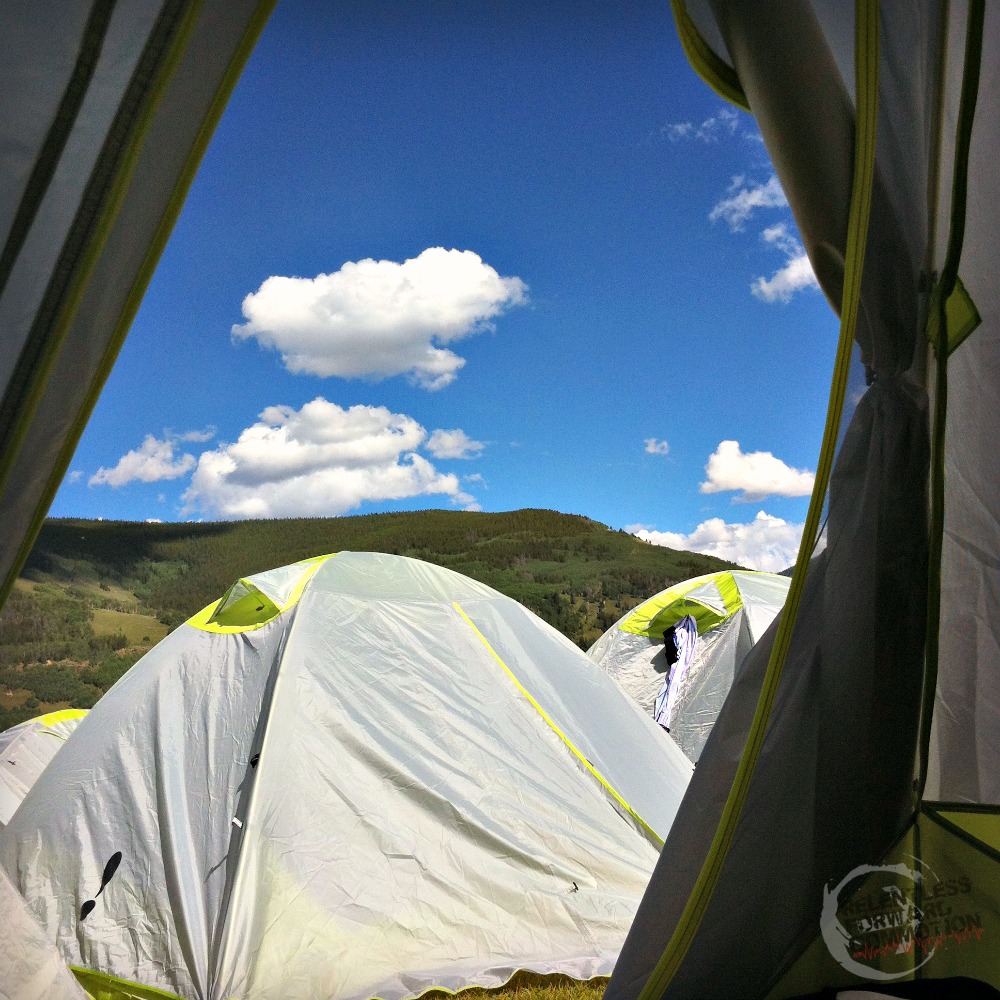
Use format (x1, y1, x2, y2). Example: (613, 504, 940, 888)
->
(636, 3, 881, 996)
(70, 966, 185, 1000)
(453, 601, 664, 849)
(670, 1, 750, 112)
(33, 708, 89, 729)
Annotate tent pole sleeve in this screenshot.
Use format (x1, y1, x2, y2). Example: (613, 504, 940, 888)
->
(635, 3, 880, 997)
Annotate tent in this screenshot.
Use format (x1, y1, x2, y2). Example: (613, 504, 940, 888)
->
(3, 1, 1000, 997)
(0, 551, 693, 1000)
(0, 709, 87, 829)
(587, 572, 790, 762)
(0, 865, 87, 1000)
(604, 2, 1000, 998)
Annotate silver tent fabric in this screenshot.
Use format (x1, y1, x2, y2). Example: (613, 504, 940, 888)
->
(588, 572, 789, 763)
(0, 0, 273, 603)
(926, 1, 1000, 806)
(0, 552, 692, 1000)
(0, 710, 86, 828)
(0, 866, 86, 1000)
(606, 1, 938, 998)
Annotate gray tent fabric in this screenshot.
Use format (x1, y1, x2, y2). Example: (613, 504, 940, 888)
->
(588, 572, 790, 763)
(0, 0, 274, 607)
(0, 710, 87, 829)
(605, 1, 976, 998)
(0, 866, 86, 1000)
(0, 552, 693, 1000)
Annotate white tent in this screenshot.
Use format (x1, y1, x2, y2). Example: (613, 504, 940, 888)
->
(0, 709, 87, 829)
(588, 572, 790, 763)
(0, 551, 693, 1000)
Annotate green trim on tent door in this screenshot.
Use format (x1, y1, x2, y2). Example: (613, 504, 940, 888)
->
(635, 2, 882, 996)
(670, 1, 750, 112)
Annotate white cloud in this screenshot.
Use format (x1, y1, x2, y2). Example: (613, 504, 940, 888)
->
(700, 440, 815, 501)
(426, 428, 485, 460)
(751, 223, 819, 303)
(145, 518, 163, 524)
(710, 175, 787, 231)
(177, 426, 217, 443)
(451, 491, 482, 512)
(90, 435, 196, 487)
(180, 397, 473, 519)
(662, 108, 740, 143)
(631, 511, 803, 573)
(464, 472, 485, 484)
(68, 470, 83, 484)
(644, 437, 670, 456)
(233, 247, 528, 390)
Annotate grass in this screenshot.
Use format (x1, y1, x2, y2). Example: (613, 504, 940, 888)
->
(423, 973, 607, 1000)
(91, 608, 168, 644)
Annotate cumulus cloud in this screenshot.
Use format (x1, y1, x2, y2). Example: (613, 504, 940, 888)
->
(180, 397, 474, 519)
(90, 434, 197, 487)
(68, 470, 83, 484)
(662, 107, 740, 143)
(233, 247, 528, 390)
(700, 440, 815, 501)
(751, 223, 820, 303)
(710, 175, 787, 231)
(426, 428, 485, 460)
(630, 511, 803, 573)
(644, 437, 670, 456)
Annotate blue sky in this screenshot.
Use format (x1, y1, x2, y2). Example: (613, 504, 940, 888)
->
(51, 1, 840, 572)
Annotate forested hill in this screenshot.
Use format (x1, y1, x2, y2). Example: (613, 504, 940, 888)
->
(1, 509, 736, 729)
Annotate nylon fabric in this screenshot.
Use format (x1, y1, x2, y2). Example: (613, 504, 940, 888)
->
(606, 1, 938, 996)
(2, 552, 690, 1000)
(0, 709, 87, 828)
(0, 618, 289, 997)
(0, 0, 275, 606)
(928, 0, 1000, 805)
(588, 572, 789, 764)
(0, 865, 86, 1000)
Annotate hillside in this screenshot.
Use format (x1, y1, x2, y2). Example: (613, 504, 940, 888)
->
(1, 509, 736, 729)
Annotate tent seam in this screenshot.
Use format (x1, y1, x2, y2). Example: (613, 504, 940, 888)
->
(452, 601, 664, 849)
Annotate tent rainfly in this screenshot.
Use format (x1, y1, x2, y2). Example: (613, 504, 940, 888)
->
(587, 572, 790, 763)
(0, 709, 87, 830)
(0, 551, 693, 1000)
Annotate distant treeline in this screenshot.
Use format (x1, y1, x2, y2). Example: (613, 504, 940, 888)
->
(0, 509, 735, 730)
